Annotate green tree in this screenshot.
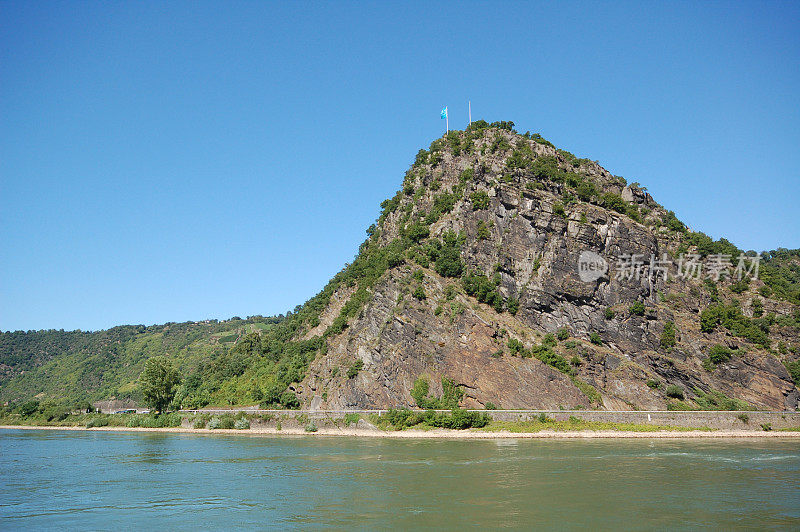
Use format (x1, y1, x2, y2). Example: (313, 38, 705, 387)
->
(412, 285, 426, 300)
(576, 180, 596, 201)
(138, 356, 180, 413)
(470, 190, 490, 210)
(18, 400, 40, 417)
(629, 301, 646, 316)
(410, 376, 431, 407)
(406, 221, 430, 243)
(708, 344, 734, 364)
(476, 220, 490, 240)
(660, 321, 677, 348)
(601, 192, 627, 214)
(434, 231, 464, 278)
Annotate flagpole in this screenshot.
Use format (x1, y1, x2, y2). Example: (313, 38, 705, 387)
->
(469, 101, 471, 126)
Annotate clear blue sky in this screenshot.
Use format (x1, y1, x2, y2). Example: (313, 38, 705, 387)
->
(1, 1, 798, 332)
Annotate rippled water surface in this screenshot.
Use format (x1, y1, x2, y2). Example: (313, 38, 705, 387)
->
(1, 429, 798, 530)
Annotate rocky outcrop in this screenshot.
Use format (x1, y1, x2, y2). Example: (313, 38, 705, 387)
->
(295, 126, 799, 411)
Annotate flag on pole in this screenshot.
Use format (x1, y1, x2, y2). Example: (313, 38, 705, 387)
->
(440, 107, 448, 119)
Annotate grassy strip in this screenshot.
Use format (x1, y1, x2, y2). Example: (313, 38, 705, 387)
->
(477, 415, 713, 433)
(0, 413, 129, 427)
(369, 408, 491, 431)
(0, 412, 273, 430)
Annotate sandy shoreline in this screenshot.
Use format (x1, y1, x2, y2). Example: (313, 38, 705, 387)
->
(3, 424, 799, 439)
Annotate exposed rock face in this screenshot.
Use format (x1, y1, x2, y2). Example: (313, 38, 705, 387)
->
(297, 127, 798, 411)
(302, 272, 587, 410)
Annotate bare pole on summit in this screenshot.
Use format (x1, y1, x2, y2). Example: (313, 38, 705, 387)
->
(469, 101, 472, 126)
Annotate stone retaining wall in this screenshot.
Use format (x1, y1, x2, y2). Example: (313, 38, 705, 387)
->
(481, 410, 800, 430)
(191, 409, 800, 431)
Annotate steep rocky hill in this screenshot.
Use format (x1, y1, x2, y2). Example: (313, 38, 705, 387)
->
(294, 122, 799, 411)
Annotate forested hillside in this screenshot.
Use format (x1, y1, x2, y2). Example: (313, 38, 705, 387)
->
(0, 316, 281, 405)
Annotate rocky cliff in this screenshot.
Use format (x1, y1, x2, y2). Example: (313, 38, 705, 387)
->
(291, 122, 799, 411)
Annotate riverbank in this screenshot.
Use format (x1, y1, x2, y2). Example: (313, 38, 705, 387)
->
(3, 424, 800, 439)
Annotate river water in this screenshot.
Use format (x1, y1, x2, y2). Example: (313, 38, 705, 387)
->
(1, 429, 798, 530)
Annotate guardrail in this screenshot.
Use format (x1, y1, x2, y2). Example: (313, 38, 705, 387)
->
(180, 408, 800, 415)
